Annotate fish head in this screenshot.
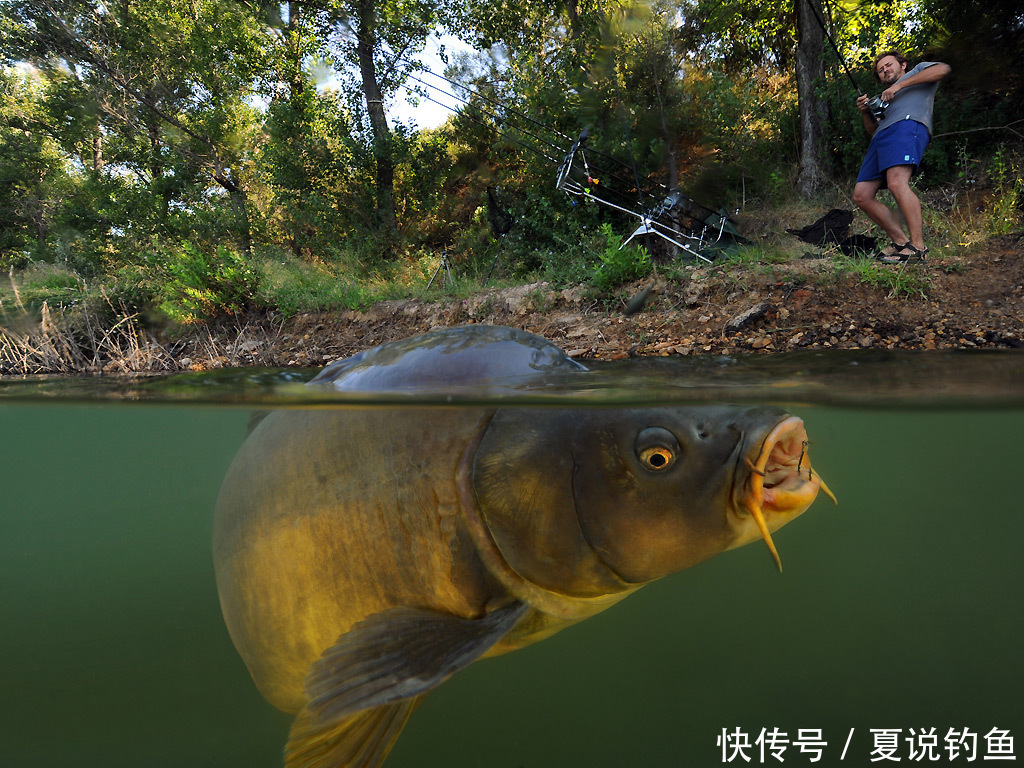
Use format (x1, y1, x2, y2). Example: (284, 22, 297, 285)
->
(471, 405, 830, 607)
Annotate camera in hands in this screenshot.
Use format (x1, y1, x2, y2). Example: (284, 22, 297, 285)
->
(865, 96, 888, 122)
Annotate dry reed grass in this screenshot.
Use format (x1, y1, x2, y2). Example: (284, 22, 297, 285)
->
(1, 268, 286, 374)
(0, 298, 177, 375)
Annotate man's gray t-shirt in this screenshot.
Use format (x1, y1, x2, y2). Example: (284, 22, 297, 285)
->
(875, 62, 942, 137)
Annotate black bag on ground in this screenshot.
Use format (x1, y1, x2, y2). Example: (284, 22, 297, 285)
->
(787, 208, 853, 246)
(788, 209, 877, 257)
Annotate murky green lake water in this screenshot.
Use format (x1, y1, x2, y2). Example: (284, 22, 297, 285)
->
(2, 350, 1022, 767)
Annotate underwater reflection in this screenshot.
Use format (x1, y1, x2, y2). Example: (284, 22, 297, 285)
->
(1, 345, 1022, 408)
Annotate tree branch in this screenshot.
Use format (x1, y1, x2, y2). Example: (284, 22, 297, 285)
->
(37, 0, 233, 186)
(933, 119, 1024, 141)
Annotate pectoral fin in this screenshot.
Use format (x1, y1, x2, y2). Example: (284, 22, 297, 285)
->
(284, 601, 527, 768)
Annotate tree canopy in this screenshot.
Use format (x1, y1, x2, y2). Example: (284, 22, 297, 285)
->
(1, 0, 1019, 317)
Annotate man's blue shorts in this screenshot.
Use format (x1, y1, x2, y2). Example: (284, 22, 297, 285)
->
(856, 119, 931, 187)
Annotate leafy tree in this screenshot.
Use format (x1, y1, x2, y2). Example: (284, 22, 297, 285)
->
(1, 0, 269, 254)
(0, 67, 72, 261)
(251, 2, 356, 259)
(257, 87, 368, 260)
(448, 2, 676, 259)
(918, 0, 1023, 161)
(319, 0, 449, 245)
(675, 0, 796, 72)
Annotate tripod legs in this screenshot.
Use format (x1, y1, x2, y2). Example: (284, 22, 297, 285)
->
(427, 250, 454, 289)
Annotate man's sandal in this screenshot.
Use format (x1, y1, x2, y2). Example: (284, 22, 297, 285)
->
(878, 244, 929, 263)
(873, 241, 910, 260)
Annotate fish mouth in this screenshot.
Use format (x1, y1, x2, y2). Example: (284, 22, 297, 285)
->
(731, 415, 837, 572)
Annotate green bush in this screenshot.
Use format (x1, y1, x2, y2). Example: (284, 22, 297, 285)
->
(159, 242, 259, 324)
(590, 222, 652, 291)
(986, 146, 1023, 235)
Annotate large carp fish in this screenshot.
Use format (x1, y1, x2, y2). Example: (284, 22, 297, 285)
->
(213, 325, 834, 768)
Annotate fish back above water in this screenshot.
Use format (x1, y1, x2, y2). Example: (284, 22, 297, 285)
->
(309, 324, 587, 392)
(212, 325, 832, 768)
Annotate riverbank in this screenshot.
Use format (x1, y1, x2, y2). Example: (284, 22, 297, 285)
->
(2, 232, 1022, 375)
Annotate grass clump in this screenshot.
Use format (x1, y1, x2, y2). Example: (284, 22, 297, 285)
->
(986, 146, 1023, 236)
(823, 253, 931, 300)
(256, 254, 375, 317)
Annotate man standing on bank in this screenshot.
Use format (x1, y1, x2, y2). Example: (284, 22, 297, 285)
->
(852, 52, 951, 263)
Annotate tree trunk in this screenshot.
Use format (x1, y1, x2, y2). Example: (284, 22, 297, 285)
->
(145, 107, 167, 217)
(92, 130, 103, 172)
(284, 0, 305, 258)
(654, 76, 681, 255)
(795, 0, 830, 197)
(355, 0, 397, 239)
(214, 168, 253, 257)
(286, 1, 304, 105)
(565, 0, 581, 40)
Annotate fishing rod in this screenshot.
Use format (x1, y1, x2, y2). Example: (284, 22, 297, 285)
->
(402, 53, 702, 197)
(403, 71, 682, 217)
(558, 171, 722, 264)
(804, 0, 862, 94)
(395, 77, 720, 276)
(803, 0, 888, 120)
(397, 53, 745, 223)
(395, 57, 738, 260)
(555, 130, 730, 261)
(403, 56, 691, 203)
(556, 129, 725, 231)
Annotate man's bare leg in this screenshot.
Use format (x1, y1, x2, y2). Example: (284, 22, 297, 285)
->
(885, 165, 925, 250)
(853, 177, 910, 251)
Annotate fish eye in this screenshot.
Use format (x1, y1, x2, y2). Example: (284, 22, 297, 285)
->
(639, 446, 674, 470)
(635, 427, 679, 472)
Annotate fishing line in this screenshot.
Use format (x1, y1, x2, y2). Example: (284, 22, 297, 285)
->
(802, 0, 867, 95)
(396, 55, 733, 249)
(398, 77, 676, 220)
(400, 83, 561, 165)
(398, 75, 659, 211)
(396, 35, 740, 225)
(397, 76, 716, 266)
(399, 57, 575, 144)
(403, 57, 675, 202)
(402, 71, 568, 156)
(408, 59, 691, 192)
(402, 70, 670, 213)
(410, 62, 661, 193)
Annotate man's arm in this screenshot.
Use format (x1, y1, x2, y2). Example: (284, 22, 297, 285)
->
(881, 62, 951, 103)
(857, 94, 878, 135)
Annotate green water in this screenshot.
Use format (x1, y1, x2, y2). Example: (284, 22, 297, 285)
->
(1, 352, 1022, 767)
